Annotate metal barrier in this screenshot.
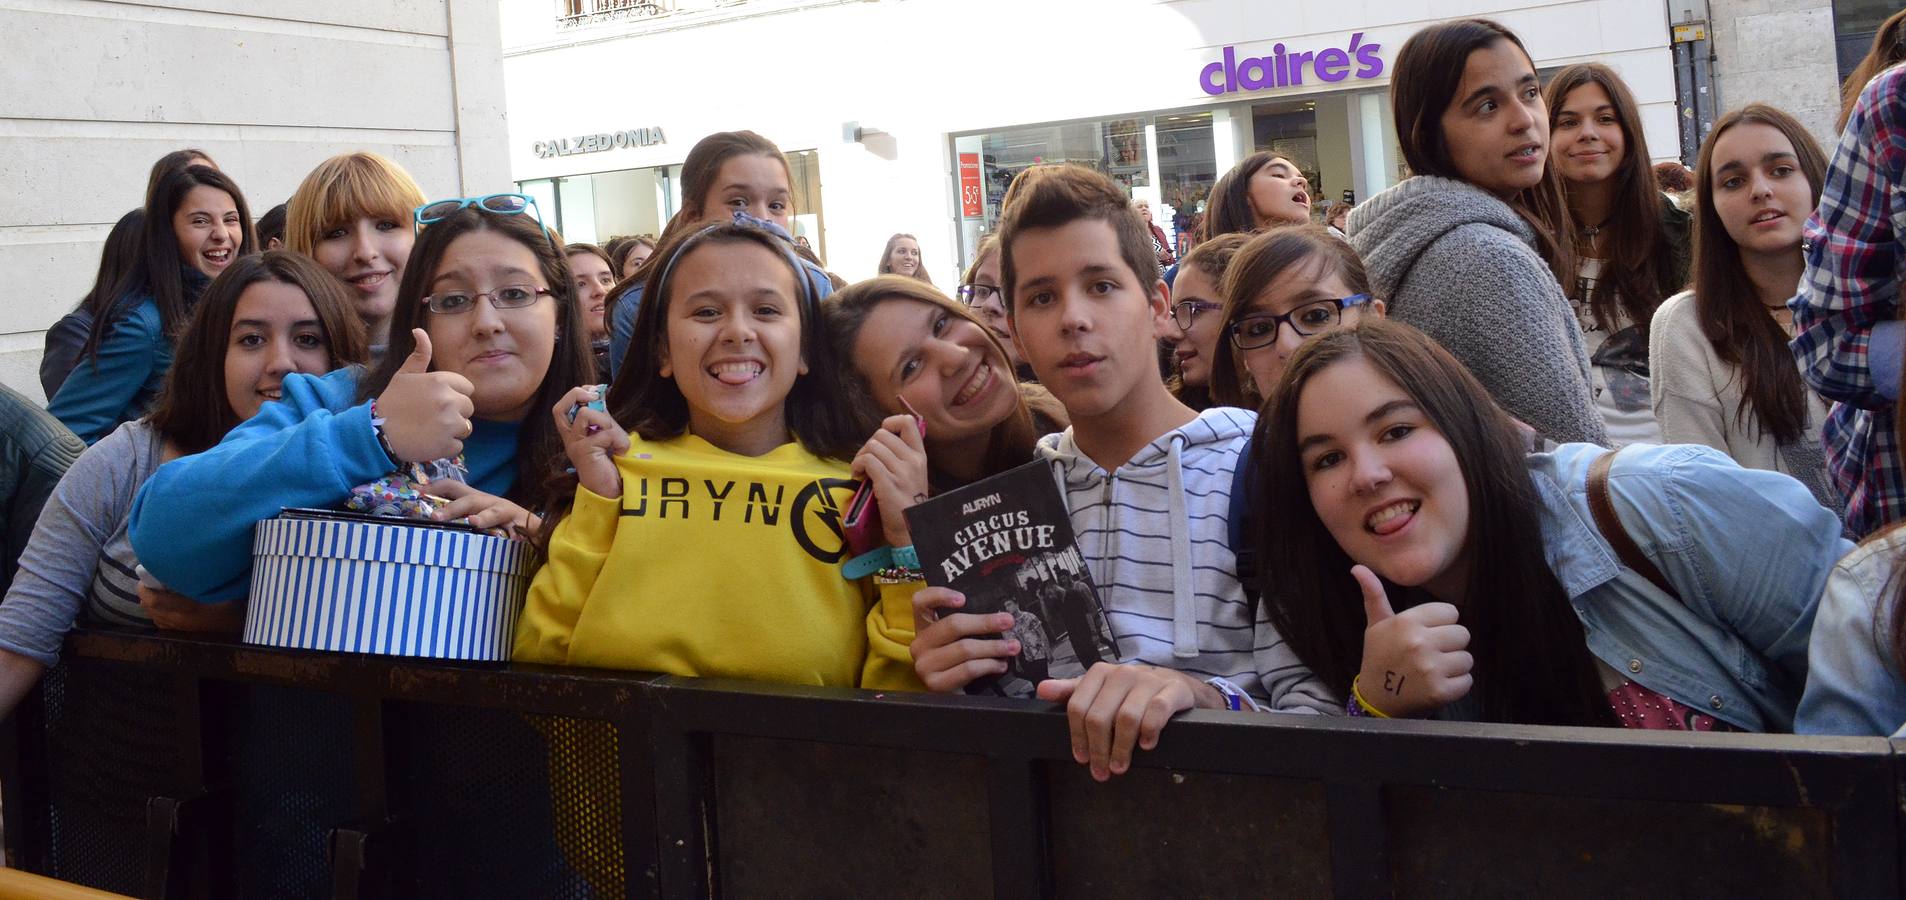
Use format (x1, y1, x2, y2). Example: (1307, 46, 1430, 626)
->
(2, 627, 1901, 899)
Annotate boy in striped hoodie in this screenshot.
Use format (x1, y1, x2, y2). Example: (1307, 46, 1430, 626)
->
(908, 165, 1334, 782)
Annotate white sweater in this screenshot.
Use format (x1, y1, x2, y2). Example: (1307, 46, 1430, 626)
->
(1035, 407, 1335, 713)
(1649, 290, 1830, 484)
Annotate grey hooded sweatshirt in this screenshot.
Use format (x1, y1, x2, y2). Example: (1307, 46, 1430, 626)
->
(1035, 407, 1336, 713)
(1348, 175, 1608, 446)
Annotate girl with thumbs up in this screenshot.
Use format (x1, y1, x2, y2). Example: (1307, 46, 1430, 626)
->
(1251, 319, 1848, 731)
(129, 200, 594, 604)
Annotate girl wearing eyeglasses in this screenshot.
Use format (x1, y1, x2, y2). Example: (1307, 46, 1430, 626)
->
(1208, 225, 1387, 407)
(1159, 233, 1251, 411)
(129, 199, 595, 604)
(956, 236, 1034, 382)
(283, 152, 429, 359)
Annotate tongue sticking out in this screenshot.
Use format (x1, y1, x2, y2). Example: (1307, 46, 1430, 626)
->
(1369, 502, 1416, 537)
(713, 363, 762, 385)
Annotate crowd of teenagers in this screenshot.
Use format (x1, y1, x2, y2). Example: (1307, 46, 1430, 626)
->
(11, 15, 1906, 784)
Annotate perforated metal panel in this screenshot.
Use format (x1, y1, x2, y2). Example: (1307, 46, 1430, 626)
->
(42, 660, 176, 895)
(385, 702, 614, 898)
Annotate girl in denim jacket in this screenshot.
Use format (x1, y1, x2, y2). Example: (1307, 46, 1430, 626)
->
(1253, 319, 1848, 730)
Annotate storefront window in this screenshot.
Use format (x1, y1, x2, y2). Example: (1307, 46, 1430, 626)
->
(1156, 112, 1215, 262)
(518, 165, 677, 246)
(1834, 0, 1899, 80)
(519, 148, 825, 257)
(953, 112, 1220, 268)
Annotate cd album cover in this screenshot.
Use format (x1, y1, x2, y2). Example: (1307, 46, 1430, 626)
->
(904, 460, 1119, 697)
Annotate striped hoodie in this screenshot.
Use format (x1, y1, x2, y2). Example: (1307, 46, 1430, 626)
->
(1035, 406, 1335, 712)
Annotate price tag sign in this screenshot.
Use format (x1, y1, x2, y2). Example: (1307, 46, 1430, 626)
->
(959, 153, 983, 218)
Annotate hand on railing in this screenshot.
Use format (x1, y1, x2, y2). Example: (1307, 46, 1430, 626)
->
(1036, 663, 1219, 782)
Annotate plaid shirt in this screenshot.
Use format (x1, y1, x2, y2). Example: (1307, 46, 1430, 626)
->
(1792, 64, 1906, 538)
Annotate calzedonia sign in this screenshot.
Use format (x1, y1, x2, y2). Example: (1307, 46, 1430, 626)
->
(1200, 32, 1384, 96)
(533, 127, 667, 159)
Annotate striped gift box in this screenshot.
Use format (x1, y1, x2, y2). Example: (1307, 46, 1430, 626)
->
(245, 515, 534, 660)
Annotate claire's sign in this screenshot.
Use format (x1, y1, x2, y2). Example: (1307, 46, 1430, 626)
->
(533, 127, 667, 159)
(1200, 32, 1383, 96)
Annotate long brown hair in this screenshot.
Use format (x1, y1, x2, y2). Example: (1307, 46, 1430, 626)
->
(1840, 9, 1906, 131)
(1390, 18, 1576, 286)
(1203, 153, 1305, 241)
(820, 275, 1062, 490)
(358, 206, 594, 506)
(603, 132, 792, 328)
(877, 233, 934, 285)
(146, 251, 368, 454)
(1254, 319, 1614, 726)
(85, 165, 256, 360)
(1210, 225, 1372, 409)
(1689, 103, 1828, 444)
(1545, 63, 1684, 332)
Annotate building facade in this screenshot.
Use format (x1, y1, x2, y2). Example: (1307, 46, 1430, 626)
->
(0, 0, 511, 403)
(501, 0, 1691, 282)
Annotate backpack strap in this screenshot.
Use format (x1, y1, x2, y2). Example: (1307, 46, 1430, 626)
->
(1586, 450, 1680, 602)
(1229, 451, 1258, 602)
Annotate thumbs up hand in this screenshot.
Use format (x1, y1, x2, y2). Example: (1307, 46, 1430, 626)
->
(1352, 565, 1473, 717)
(374, 329, 477, 463)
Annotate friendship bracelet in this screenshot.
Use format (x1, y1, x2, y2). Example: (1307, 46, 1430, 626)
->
(872, 566, 925, 585)
(1350, 675, 1391, 719)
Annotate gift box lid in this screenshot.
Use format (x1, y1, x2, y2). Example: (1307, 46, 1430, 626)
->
(252, 508, 534, 576)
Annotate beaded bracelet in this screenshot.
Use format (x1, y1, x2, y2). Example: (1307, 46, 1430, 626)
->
(872, 566, 925, 585)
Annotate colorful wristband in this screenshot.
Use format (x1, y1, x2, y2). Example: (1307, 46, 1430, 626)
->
(1205, 677, 1246, 711)
(844, 544, 919, 580)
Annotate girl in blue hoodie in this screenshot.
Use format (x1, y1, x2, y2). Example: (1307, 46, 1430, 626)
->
(51, 165, 256, 443)
(129, 199, 595, 603)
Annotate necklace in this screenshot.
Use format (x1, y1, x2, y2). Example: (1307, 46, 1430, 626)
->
(1580, 222, 1606, 255)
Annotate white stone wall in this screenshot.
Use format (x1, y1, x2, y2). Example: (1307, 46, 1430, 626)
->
(1708, 0, 1845, 147)
(0, 0, 511, 405)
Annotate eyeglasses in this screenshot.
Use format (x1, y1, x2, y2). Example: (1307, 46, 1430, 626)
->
(420, 284, 553, 315)
(413, 194, 553, 246)
(1171, 299, 1223, 330)
(957, 283, 1002, 306)
(1228, 294, 1371, 350)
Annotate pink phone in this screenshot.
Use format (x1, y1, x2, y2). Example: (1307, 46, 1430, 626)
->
(843, 408, 926, 556)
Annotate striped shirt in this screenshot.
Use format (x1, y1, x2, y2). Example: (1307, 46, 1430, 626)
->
(0, 420, 158, 666)
(1036, 407, 1335, 713)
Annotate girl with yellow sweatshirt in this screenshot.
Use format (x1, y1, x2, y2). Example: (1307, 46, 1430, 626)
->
(514, 221, 921, 690)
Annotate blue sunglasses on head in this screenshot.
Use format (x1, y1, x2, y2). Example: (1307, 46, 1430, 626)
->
(413, 193, 555, 247)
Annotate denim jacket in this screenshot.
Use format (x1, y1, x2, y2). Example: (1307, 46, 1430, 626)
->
(1531, 443, 1850, 732)
(1795, 531, 1906, 736)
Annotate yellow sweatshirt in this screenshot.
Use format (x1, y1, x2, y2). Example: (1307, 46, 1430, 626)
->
(514, 432, 922, 691)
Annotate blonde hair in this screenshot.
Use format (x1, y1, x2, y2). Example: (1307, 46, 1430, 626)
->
(285, 152, 428, 257)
